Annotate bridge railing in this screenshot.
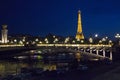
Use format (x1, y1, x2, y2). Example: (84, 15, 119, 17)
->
(37, 44, 112, 47)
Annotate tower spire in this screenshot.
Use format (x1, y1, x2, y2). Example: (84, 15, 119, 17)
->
(76, 10, 84, 41)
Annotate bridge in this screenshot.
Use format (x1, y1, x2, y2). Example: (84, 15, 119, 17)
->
(37, 44, 112, 61)
(0, 44, 112, 61)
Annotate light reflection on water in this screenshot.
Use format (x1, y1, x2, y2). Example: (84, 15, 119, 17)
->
(0, 61, 46, 76)
(0, 49, 81, 76)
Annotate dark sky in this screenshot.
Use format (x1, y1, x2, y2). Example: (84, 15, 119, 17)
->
(0, 0, 120, 37)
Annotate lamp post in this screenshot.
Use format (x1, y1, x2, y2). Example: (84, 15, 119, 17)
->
(94, 34, 99, 44)
(115, 33, 120, 45)
(95, 34, 98, 38)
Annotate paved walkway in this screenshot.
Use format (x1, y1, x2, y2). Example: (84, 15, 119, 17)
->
(93, 63, 120, 80)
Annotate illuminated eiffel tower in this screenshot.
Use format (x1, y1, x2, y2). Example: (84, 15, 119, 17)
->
(76, 10, 84, 41)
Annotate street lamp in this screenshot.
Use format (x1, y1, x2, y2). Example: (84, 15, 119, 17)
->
(99, 40, 102, 44)
(35, 38, 39, 42)
(39, 41, 42, 44)
(64, 37, 69, 43)
(109, 40, 112, 45)
(89, 37, 93, 43)
(81, 40, 84, 43)
(95, 34, 98, 38)
(102, 38, 106, 41)
(14, 39, 17, 43)
(115, 33, 120, 39)
(72, 40, 75, 43)
(19, 40, 23, 44)
(115, 33, 120, 45)
(54, 38, 58, 43)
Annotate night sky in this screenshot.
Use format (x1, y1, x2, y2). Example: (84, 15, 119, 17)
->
(0, 0, 120, 38)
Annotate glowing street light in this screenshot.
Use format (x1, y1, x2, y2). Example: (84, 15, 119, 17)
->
(53, 36, 56, 38)
(14, 39, 17, 43)
(64, 37, 69, 43)
(115, 33, 120, 45)
(95, 34, 98, 37)
(102, 38, 106, 41)
(81, 40, 84, 43)
(72, 40, 75, 43)
(19, 40, 23, 44)
(39, 41, 42, 44)
(53, 38, 58, 43)
(99, 40, 102, 44)
(35, 38, 39, 42)
(44, 38, 48, 42)
(109, 40, 112, 45)
(89, 37, 93, 43)
(115, 33, 120, 38)
(44, 38, 49, 44)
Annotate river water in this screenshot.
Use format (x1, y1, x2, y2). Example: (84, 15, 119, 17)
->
(0, 49, 81, 76)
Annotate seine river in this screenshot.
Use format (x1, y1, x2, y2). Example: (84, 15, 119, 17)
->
(0, 48, 81, 76)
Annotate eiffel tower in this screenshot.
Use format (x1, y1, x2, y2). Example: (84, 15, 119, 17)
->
(76, 10, 84, 41)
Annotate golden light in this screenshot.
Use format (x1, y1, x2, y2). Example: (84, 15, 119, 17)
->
(99, 40, 102, 43)
(72, 40, 75, 43)
(64, 37, 69, 43)
(45, 38, 48, 41)
(89, 37, 93, 43)
(39, 41, 42, 44)
(19, 40, 23, 44)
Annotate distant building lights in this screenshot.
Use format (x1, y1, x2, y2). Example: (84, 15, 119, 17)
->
(89, 37, 93, 43)
(14, 39, 17, 42)
(53, 36, 56, 38)
(115, 33, 120, 38)
(99, 40, 102, 43)
(109, 40, 112, 43)
(32, 41, 35, 44)
(81, 40, 84, 43)
(54, 38, 58, 43)
(35, 38, 39, 42)
(7, 40, 9, 43)
(105, 36, 108, 39)
(64, 37, 69, 43)
(39, 41, 42, 44)
(19, 41, 23, 44)
(102, 38, 106, 41)
(22, 39, 25, 42)
(10, 41, 13, 44)
(45, 38, 48, 42)
(72, 40, 75, 43)
(26, 42, 29, 45)
(46, 41, 49, 44)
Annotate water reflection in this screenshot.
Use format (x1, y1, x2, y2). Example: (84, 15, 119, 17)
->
(0, 49, 81, 76)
